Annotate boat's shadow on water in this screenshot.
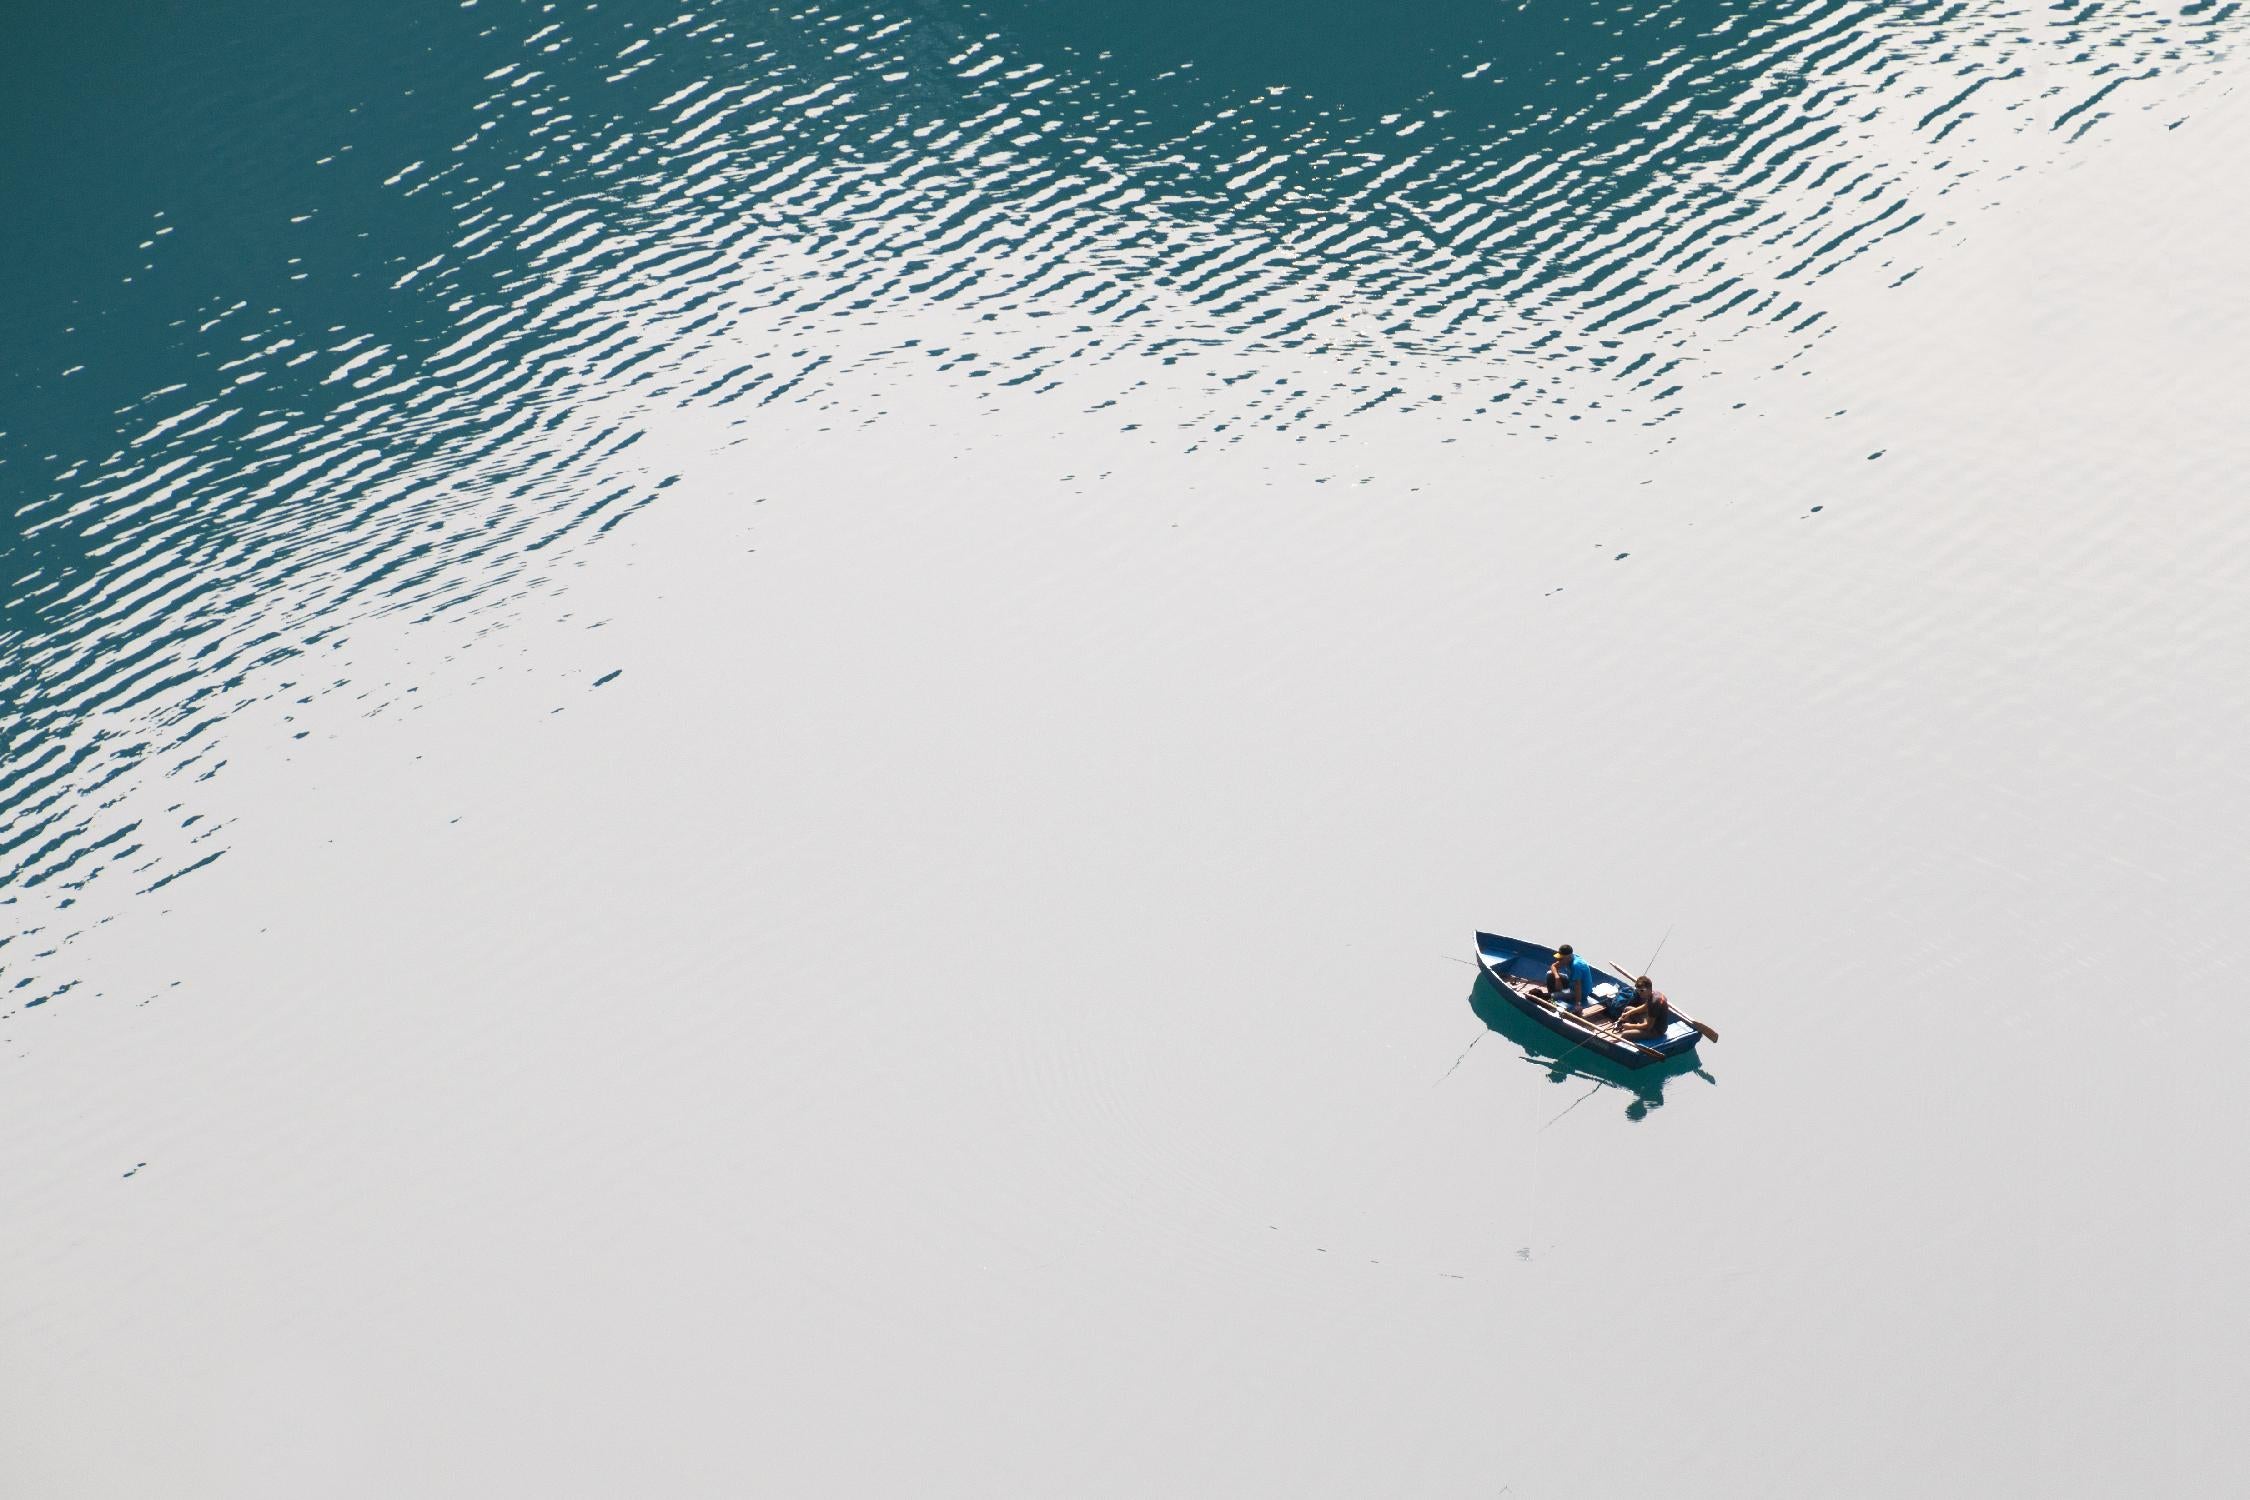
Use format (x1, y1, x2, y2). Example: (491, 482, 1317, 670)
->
(1466, 978, 1716, 1122)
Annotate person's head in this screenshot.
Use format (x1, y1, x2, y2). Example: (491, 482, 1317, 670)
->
(1635, 975, 1653, 997)
(1556, 944, 1574, 961)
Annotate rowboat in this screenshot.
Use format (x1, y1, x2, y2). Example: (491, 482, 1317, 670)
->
(1472, 930, 1712, 1069)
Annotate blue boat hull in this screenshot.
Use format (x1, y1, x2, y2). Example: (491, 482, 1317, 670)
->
(1473, 930, 1702, 1069)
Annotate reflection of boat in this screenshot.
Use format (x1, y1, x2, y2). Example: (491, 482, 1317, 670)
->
(1465, 979, 1704, 1120)
(1472, 930, 1711, 1068)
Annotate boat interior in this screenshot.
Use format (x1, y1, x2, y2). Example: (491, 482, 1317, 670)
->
(1473, 931, 1701, 1048)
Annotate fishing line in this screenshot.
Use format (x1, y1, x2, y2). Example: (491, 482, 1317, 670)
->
(1433, 1029, 1486, 1085)
(1541, 1081, 1604, 1130)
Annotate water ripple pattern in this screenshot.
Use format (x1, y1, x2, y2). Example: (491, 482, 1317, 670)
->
(1, 0, 2240, 1006)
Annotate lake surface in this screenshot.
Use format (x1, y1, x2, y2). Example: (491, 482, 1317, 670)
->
(4, 3, 2245, 1494)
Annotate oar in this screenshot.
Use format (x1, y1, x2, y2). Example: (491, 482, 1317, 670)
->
(1501, 978, 1668, 1067)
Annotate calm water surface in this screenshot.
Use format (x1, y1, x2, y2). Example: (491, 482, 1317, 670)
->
(4, 3, 2245, 1495)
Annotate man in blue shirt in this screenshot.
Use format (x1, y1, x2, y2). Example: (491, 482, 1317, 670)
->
(1543, 944, 1594, 1013)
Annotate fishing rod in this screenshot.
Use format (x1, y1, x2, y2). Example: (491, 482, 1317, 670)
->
(1638, 923, 1674, 981)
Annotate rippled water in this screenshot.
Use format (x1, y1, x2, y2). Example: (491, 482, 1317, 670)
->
(4, 2, 2246, 1494)
(7, 0, 2239, 970)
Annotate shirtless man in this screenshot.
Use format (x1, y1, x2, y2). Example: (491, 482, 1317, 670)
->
(1615, 975, 1672, 1041)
